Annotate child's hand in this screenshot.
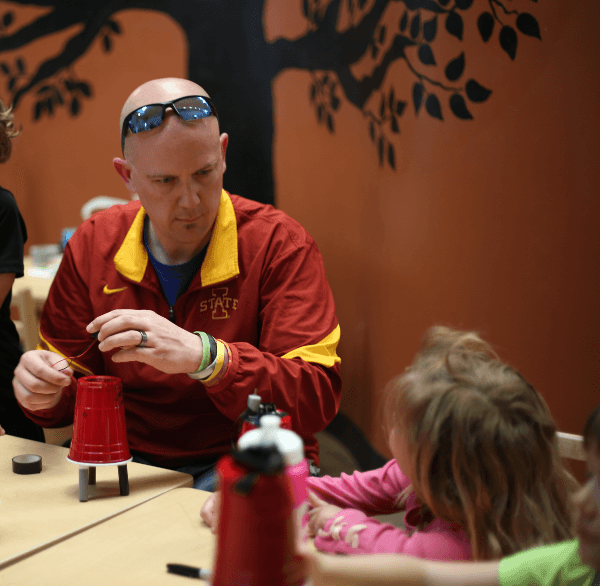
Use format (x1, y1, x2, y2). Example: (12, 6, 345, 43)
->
(308, 491, 343, 537)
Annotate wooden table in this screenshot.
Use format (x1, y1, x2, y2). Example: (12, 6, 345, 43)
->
(0, 487, 214, 586)
(12, 255, 57, 314)
(0, 435, 193, 570)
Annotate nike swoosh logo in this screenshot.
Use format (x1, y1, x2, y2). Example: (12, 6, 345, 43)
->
(103, 285, 128, 295)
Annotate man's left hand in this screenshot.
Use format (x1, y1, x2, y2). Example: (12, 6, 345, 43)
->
(87, 309, 203, 374)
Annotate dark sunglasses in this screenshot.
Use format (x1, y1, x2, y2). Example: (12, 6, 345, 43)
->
(120, 95, 218, 153)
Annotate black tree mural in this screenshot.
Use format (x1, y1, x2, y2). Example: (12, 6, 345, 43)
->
(0, 0, 541, 205)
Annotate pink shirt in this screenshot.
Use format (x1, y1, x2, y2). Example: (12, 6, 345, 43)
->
(308, 459, 471, 559)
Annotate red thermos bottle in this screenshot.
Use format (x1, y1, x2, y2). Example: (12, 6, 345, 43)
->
(212, 445, 304, 585)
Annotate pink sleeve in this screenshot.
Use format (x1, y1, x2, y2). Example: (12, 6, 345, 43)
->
(313, 510, 472, 559)
(307, 459, 409, 515)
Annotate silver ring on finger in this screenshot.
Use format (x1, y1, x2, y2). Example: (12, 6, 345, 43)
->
(137, 330, 148, 348)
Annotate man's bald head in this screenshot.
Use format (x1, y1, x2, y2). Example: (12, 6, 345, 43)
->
(120, 78, 218, 155)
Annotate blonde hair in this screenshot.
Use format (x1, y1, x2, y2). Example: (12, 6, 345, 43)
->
(0, 99, 20, 163)
(385, 325, 575, 560)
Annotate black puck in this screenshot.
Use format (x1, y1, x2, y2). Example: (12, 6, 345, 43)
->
(12, 454, 42, 474)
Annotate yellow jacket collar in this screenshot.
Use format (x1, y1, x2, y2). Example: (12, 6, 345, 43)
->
(114, 190, 239, 286)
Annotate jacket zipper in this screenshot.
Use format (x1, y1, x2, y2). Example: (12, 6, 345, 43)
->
(169, 305, 175, 323)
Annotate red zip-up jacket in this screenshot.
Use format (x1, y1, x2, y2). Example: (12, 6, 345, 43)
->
(22, 191, 341, 466)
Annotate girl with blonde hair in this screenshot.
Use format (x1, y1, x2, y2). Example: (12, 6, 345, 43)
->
(307, 325, 576, 561)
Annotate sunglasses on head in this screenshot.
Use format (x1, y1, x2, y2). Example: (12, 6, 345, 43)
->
(120, 95, 218, 153)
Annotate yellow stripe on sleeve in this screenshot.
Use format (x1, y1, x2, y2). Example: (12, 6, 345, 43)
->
(38, 331, 94, 377)
(281, 325, 341, 368)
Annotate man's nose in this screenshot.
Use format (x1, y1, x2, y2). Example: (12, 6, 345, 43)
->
(179, 182, 201, 208)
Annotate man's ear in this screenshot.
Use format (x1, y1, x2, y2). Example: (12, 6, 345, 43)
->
(220, 133, 228, 174)
(113, 158, 137, 193)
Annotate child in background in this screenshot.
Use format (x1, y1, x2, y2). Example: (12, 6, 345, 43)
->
(305, 403, 600, 586)
(307, 325, 576, 560)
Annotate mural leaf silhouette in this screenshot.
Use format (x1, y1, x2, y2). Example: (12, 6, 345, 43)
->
(445, 53, 465, 81)
(423, 16, 437, 43)
(516, 13, 541, 39)
(426, 94, 442, 120)
(449, 94, 473, 119)
(466, 79, 492, 102)
(387, 143, 395, 170)
(499, 25, 518, 60)
(477, 12, 494, 42)
(413, 82, 424, 114)
(418, 45, 436, 66)
(410, 14, 420, 39)
(446, 11, 463, 40)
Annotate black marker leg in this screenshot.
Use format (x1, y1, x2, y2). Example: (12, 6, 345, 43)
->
(118, 464, 129, 496)
(79, 467, 89, 502)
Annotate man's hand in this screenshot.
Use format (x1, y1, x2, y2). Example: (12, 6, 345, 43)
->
(87, 309, 204, 375)
(200, 490, 220, 534)
(307, 491, 343, 537)
(13, 350, 73, 411)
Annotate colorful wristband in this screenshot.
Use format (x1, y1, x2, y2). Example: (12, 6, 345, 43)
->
(191, 331, 211, 373)
(202, 340, 226, 384)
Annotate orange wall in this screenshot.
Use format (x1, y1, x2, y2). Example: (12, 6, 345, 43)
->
(269, 2, 600, 455)
(3, 2, 599, 458)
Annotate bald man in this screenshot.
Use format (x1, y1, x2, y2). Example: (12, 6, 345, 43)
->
(12, 78, 341, 489)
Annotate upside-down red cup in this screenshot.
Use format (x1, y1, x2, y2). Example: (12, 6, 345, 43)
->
(67, 376, 131, 464)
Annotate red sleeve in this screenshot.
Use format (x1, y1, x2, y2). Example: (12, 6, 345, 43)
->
(19, 233, 102, 428)
(203, 238, 342, 449)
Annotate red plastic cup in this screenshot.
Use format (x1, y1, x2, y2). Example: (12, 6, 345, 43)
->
(67, 376, 131, 464)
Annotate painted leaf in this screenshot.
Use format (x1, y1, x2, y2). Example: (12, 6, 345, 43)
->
(454, 0, 473, 9)
(388, 144, 396, 170)
(446, 11, 463, 41)
(327, 113, 334, 132)
(379, 25, 386, 44)
(499, 26, 517, 60)
(410, 14, 421, 39)
(396, 101, 406, 116)
(103, 34, 112, 52)
(0, 62, 9, 74)
(426, 94, 443, 120)
(78, 82, 91, 97)
(413, 82, 424, 114)
(310, 84, 316, 101)
(389, 87, 395, 110)
(369, 121, 375, 142)
(465, 79, 492, 102)
(399, 11, 408, 32)
(380, 95, 385, 117)
(390, 115, 399, 133)
(378, 136, 384, 165)
(516, 13, 541, 39)
(70, 97, 80, 116)
(3, 12, 13, 27)
(445, 52, 465, 81)
(16, 58, 24, 73)
(423, 16, 437, 42)
(108, 19, 121, 34)
(449, 94, 473, 119)
(331, 95, 340, 111)
(418, 44, 436, 65)
(477, 12, 494, 42)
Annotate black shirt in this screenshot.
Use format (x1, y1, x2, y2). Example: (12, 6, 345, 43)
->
(0, 187, 44, 441)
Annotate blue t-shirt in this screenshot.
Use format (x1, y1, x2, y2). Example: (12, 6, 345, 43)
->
(143, 218, 206, 307)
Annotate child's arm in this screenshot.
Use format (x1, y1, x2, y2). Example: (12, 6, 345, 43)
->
(308, 459, 409, 514)
(305, 551, 500, 586)
(312, 512, 471, 559)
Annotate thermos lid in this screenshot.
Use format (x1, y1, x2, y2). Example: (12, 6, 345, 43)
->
(238, 414, 304, 466)
(247, 393, 261, 413)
